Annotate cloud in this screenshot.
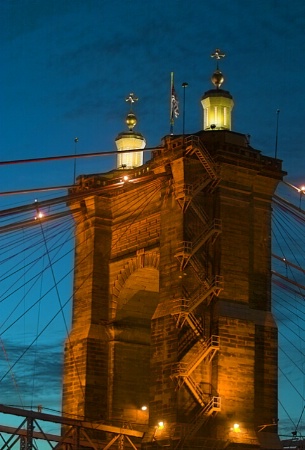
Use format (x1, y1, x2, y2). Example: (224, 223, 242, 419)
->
(0, 340, 63, 407)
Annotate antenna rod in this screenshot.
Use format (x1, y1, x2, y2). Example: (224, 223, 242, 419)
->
(274, 109, 280, 159)
(73, 137, 78, 183)
(182, 82, 188, 141)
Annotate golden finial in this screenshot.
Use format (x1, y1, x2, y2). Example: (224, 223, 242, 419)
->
(210, 49, 226, 89)
(125, 112, 137, 131)
(124, 93, 139, 130)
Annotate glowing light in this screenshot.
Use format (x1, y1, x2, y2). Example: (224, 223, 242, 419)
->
(141, 405, 147, 411)
(34, 199, 44, 220)
(158, 421, 164, 429)
(35, 211, 44, 220)
(201, 93, 234, 131)
(123, 175, 129, 182)
(233, 423, 240, 432)
(300, 186, 305, 193)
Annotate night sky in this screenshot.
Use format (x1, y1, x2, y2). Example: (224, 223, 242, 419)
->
(1, 0, 305, 441)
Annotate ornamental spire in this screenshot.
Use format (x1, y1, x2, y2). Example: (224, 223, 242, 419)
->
(211, 48, 225, 69)
(124, 93, 139, 131)
(125, 93, 139, 111)
(115, 93, 146, 169)
(210, 48, 226, 89)
(201, 49, 234, 131)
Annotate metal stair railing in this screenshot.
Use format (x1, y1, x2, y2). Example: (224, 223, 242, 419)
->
(192, 147, 217, 180)
(185, 313, 205, 340)
(171, 362, 188, 387)
(190, 219, 222, 256)
(173, 182, 194, 212)
(175, 241, 192, 257)
(171, 299, 190, 329)
(172, 306, 205, 349)
(173, 397, 221, 449)
(187, 281, 214, 311)
(190, 176, 212, 199)
(183, 376, 206, 408)
(181, 335, 220, 376)
(188, 276, 224, 311)
(186, 335, 219, 375)
(173, 182, 193, 201)
(189, 198, 209, 225)
(176, 220, 221, 270)
(171, 365, 206, 408)
(171, 280, 223, 335)
(174, 241, 192, 270)
(171, 298, 189, 314)
(189, 254, 207, 283)
(185, 136, 218, 181)
(187, 396, 221, 439)
(172, 309, 202, 332)
(173, 176, 212, 212)
(178, 328, 198, 356)
(172, 336, 219, 383)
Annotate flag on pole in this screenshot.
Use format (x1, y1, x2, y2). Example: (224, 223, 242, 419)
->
(170, 72, 179, 134)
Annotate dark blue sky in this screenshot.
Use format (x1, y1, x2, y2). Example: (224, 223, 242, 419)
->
(0, 0, 305, 440)
(1, 0, 304, 188)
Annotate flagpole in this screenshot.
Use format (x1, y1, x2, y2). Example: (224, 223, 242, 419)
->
(170, 72, 174, 134)
(73, 137, 78, 183)
(274, 109, 280, 159)
(182, 82, 188, 143)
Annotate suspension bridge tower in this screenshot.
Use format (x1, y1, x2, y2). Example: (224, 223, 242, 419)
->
(62, 51, 285, 450)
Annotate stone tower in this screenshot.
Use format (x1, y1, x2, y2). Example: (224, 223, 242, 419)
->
(62, 52, 285, 450)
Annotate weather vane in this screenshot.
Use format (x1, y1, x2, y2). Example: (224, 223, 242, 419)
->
(125, 93, 138, 111)
(211, 48, 225, 69)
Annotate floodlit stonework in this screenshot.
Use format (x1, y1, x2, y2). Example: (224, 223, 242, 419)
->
(62, 129, 284, 450)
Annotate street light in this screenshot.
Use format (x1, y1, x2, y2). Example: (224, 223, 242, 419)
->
(299, 186, 305, 209)
(182, 82, 188, 139)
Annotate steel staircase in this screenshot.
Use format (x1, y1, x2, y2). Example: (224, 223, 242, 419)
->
(175, 219, 221, 270)
(188, 277, 224, 311)
(174, 176, 213, 211)
(169, 135, 223, 440)
(172, 134, 220, 211)
(173, 397, 221, 450)
(184, 135, 218, 181)
(189, 197, 209, 225)
(191, 219, 221, 251)
(171, 278, 223, 323)
(179, 335, 220, 375)
(183, 313, 206, 341)
(188, 254, 208, 283)
(187, 397, 221, 438)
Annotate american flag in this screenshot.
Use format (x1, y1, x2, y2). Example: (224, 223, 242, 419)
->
(171, 84, 179, 119)
(170, 72, 179, 126)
